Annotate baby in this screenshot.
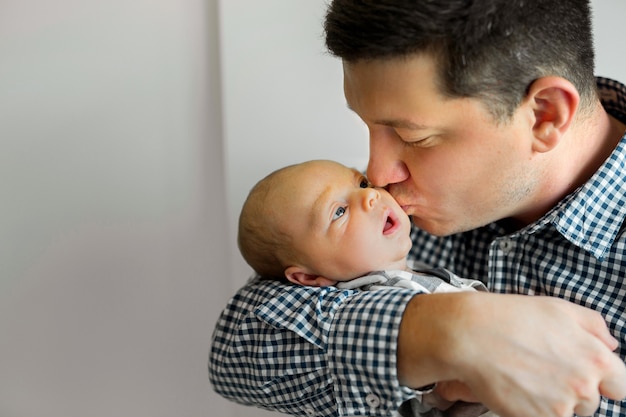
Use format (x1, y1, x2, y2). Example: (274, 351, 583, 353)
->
(238, 159, 485, 294)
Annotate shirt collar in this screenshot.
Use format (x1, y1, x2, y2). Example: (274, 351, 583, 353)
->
(551, 78, 626, 260)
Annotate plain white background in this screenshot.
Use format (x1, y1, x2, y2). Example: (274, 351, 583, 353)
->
(0, 1, 624, 416)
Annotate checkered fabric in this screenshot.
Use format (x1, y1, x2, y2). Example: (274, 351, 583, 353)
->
(209, 279, 417, 416)
(209, 78, 626, 417)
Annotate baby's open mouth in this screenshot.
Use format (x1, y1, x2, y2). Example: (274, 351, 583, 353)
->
(383, 212, 397, 234)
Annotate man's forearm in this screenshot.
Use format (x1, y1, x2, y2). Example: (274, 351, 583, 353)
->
(397, 292, 469, 388)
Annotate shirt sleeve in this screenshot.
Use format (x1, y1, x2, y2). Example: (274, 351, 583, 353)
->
(209, 279, 419, 417)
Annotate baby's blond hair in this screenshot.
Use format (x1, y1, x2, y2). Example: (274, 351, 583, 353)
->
(237, 164, 301, 278)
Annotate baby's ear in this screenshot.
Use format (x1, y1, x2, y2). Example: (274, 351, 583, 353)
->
(284, 266, 337, 287)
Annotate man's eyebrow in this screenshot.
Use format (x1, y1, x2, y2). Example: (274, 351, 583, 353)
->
(374, 119, 428, 130)
(344, 103, 427, 130)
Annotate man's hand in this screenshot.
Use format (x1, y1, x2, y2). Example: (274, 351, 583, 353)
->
(397, 292, 626, 417)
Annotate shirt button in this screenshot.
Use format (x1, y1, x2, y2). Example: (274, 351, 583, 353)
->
(498, 239, 513, 254)
(365, 393, 381, 408)
(303, 407, 315, 416)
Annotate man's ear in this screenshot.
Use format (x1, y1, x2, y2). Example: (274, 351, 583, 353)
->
(284, 266, 337, 287)
(526, 76, 580, 153)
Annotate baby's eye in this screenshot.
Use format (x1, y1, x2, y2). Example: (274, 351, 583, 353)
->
(359, 178, 370, 188)
(332, 206, 346, 221)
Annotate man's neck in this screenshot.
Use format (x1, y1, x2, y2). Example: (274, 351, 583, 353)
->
(569, 104, 625, 189)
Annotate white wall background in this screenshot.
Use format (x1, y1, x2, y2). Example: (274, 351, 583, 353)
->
(0, 1, 624, 416)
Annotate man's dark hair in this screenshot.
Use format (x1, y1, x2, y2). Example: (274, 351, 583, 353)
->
(324, 0, 597, 120)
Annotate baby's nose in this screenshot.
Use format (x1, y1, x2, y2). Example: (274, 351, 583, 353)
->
(362, 188, 380, 210)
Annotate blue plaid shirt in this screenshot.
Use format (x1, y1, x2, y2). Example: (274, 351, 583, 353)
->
(209, 78, 626, 417)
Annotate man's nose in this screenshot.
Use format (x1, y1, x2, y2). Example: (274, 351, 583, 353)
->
(366, 127, 410, 188)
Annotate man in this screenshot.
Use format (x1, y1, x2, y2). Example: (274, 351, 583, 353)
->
(210, 1, 626, 416)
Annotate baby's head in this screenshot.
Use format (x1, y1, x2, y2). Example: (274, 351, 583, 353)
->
(238, 160, 412, 286)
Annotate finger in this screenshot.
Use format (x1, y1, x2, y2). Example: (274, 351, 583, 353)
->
(572, 351, 626, 417)
(599, 353, 626, 401)
(573, 395, 601, 417)
(421, 392, 455, 410)
(435, 380, 478, 403)
(576, 306, 618, 351)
